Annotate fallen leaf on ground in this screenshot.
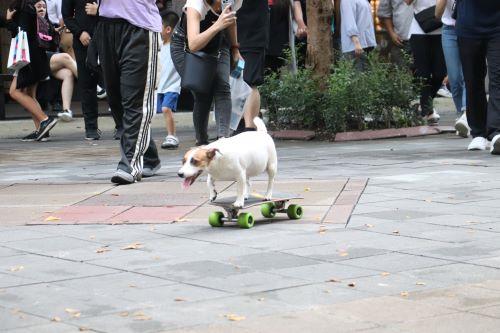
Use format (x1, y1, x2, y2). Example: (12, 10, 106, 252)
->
(347, 282, 356, 288)
(400, 291, 409, 297)
(175, 218, 188, 223)
(121, 242, 143, 250)
(319, 230, 326, 235)
(132, 311, 151, 321)
(378, 283, 389, 287)
(381, 272, 390, 276)
(79, 327, 90, 331)
(152, 256, 161, 260)
(174, 298, 187, 302)
(323, 290, 331, 294)
(327, 278, 341, 283)
(65, 308, 81, 318)
(392, 230, 400, 235)
(111, 194, 119, 196)
(45, 216, 60, 222)
(304, 187, 311, 192)
(95, 247, 111, 254)
(149, 226, 156, 231)
(416, 282, 426, 286)
(89, 235, 95, 240)
(467, 221, 479, 224)
(365, 224, 374, 228)
(51, 316, 62, 322)
(338, 252, 349, 257)
(128, 284, 137, 288)
(257, 298, 265, 302)
(119, 311, 129, 317)
(225, 314, 246, 321)
(9, 265, 24, 272)
(424, 199, 432, 203)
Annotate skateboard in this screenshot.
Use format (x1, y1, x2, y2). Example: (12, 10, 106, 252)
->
(208, 192, 303, 229)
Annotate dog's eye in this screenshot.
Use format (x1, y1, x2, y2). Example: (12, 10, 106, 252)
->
(190, 159, 199, 166)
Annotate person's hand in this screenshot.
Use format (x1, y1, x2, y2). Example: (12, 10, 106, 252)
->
(296, 23, 308, 38)
(55, 26, 64, 34)
(6, 8, 16, 21)
(80, 31, 91, 46)
(354, 40, 364, 57)
(231, 47, 243, 67)
(214, 5, 236, 31)
(389, 31, 404, 47)
(85, 2, 98, 16)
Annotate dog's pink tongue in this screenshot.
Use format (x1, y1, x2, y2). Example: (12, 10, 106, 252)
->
(182, 178, 191, 190)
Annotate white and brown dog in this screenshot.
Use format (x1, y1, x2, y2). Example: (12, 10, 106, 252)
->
(178, 117, 277, 207)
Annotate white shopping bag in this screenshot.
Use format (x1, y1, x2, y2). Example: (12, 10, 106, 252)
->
(229, 73, 252, 131)
(7, 29, 30, 73)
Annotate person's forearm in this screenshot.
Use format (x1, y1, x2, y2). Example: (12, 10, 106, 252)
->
(186, 10, 222, 52)
(293, 1, 306, 27)
(435, 0, 446, 19)
(381, 17, 396, 36)
(227, 21, 238, 47)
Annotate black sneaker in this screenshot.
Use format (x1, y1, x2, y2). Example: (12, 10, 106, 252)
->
(40, 132, 50, 142)
(21, 131, 38, 142)
(85, 129, 102, 141)
(36, 117, 58, 141)
(113, 128, 122, 140)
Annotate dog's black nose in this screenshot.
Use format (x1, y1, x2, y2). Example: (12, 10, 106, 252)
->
(178, 172, 184, 178)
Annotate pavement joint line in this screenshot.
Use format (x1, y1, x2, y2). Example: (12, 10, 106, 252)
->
(69, 185, 118, 207)
(395, 250, 500, 270)
(319, 178, 349, 225)
(0, 272, 122, 290)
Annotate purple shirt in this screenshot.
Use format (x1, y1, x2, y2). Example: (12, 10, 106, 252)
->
(99, 0, 162, 32)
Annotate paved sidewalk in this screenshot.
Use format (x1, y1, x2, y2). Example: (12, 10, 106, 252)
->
(1, 101, 500, 332)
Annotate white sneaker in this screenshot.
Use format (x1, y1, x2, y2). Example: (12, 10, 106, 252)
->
(426, 110, 440, 125)
(468, 137, 488, 151)
(490, 134, 500, 155)
(57, 109, 73, 122)
(437, 85, 453, 98)
(455, 113, 470, 138)
(161, 135, 179, 150)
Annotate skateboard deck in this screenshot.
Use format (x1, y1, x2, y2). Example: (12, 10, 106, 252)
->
(208, 192, 303, 229)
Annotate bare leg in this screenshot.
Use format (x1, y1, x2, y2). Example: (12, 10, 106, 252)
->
(60, 31, 76, 61)
(162, 107, 176, 136)
(53, 68, 74, 111)
(50, 53, 78, 78)
(243, 87, 260, 128)
(9, 78, 46, 128)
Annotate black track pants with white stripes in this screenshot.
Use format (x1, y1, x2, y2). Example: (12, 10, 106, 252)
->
(95, 18, 161, 178)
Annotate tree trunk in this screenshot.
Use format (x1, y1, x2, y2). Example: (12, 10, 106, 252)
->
(306, 0, 334, 79)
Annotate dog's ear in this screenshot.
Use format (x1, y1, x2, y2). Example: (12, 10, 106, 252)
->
(206, 148, 220, 160)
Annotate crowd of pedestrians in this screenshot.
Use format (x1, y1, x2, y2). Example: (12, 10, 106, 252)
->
(1, 0, 499, 185)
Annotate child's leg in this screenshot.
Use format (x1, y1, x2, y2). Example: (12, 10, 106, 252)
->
(162, 107, 176, 136)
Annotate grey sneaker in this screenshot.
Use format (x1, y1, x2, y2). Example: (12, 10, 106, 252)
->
(142, 163, 161, 178)
(111, 169, 135, 185)
(161, 135, 179, 149)
(57, 109, 73, 122)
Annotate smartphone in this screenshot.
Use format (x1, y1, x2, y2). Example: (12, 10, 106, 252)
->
(222, 0, 234, 11)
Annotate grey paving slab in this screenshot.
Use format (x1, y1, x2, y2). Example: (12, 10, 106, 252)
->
(0, 283, 138, 320)
(0, 246, 24, 258)
(283, 243, 391, 263)
(403, 240, 500, 262)
(0, 305, 50, 331)
(468, 256, 500, 269)
(0, 228, 55, 243)
(0, 254, 118, 284)
(470, 305, 500, 319)
(230, 252, 324, 271)
(407, 214, 497, 227)
(400, 263, 500, 285)
(0, 271, 39, 288)
(339, 252, 453, 273)
(4, 322, 86, 333)
(188, 271, 309, 294)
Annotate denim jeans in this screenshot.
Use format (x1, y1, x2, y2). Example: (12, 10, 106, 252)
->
(442, 25, 466, 114)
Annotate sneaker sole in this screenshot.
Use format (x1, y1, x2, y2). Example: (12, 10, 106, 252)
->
(142, 164, 162, 178)
(111, 175, 134, 185)
(161, 145, 179, 150)
(455, 122, 469, 138)
(59, 114, 73, 122)
(36, 119, 58, 141)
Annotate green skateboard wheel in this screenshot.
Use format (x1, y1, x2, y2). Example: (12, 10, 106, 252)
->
(287, 204, 303, 220)
(237, 212, 254, 229)
(209, 211, 224, 227)
(260, 202, 276, 218)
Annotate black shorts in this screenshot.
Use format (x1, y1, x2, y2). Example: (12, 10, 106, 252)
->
(240, 48, 266, 87)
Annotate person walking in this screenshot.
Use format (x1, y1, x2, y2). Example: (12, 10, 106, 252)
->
(62, 0, 101, 140)
(405, 0, 446, 125)
(436, 0, 469, 138)
(235, 0, 269, 132)
(94, 0, 163, 184)
(7, 0, 58, 142)
(171, 0, 243, 145)
(456, 0, 500, 153)
(377, 0, 413, 67)
(340, 0, 377, 71)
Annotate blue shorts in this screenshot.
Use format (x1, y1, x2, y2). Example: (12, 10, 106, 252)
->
(157, 92, 180, 113)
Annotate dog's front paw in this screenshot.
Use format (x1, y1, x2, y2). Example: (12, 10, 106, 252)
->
(233, 200, 244, 208)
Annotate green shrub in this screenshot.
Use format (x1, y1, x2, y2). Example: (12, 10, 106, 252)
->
(261, 51, 422, 136)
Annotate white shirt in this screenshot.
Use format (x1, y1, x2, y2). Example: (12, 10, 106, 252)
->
(441, 0, 455, 26)
(407, 0, 442, 38)
(184, 0, 242, 20)
(157, 43, 182, 94)
(340, 0, 377, 53)
(46, 0, 62, 25)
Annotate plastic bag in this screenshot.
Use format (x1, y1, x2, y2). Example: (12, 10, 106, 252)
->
(7, 29, 31, 73)
(229, 72, 252, 131)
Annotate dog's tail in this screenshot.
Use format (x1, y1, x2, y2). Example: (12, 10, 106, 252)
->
(253, 117, 267, 133)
